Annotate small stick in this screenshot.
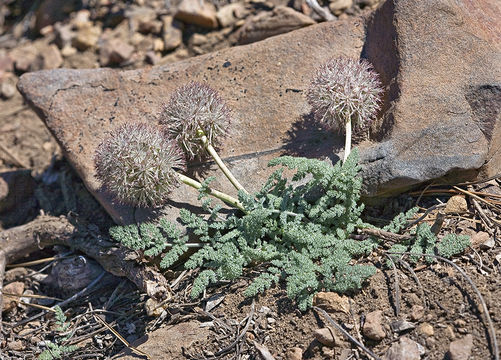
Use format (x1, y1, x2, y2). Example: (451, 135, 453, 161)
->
(313, 306, 382, 360)
(358, 228, 411, 244)
(0, 141, 30, 168)
(253, 341, 276, 360)
(385, 254, 400, 317)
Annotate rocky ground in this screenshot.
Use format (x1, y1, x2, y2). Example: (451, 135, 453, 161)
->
(1, 0, 500, 359)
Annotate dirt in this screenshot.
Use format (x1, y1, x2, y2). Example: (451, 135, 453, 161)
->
(1, 1, 500, 359)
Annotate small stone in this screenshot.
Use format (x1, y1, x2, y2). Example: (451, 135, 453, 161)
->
(471, 231, 490, 247)
(391, 319, 416, 333)
(313, 292, 350, 314)
(175, 0, 218, 29)
(99, 38, 134, 66)
(1, 77, 17, 99)
(418, 323, 434, 337)
(479, 236, 495, 250)
(61, 46, 77, 57)
(313, 327, 339, 347)
(73, 25, 102, 50)
(145, 51, 160, 65)
(153, 38, 164, 52)
(410, 305, 425, 321)
(363, 310, 386, 341)
(18, 328, 33, 337)
(328, 0, 353, 15)
(10, 47, 37, 72)
(190, 33, 208, 46)
(72, 9, 92, 29)
(448, 334, 473, 360)
(0, 53, 14, 73)
(39, 44, 63, 70)
(8, 340, 24, 351)
(267, 317, 276, 324)
(217, 3, 248, 28)
(145, 298, 164, 317)
(161, 16, 183, 51)
(444, 195, 468, 214)
(384, 336, 424, 360)
(2, 281, 24, 311)
(126, 6, 159, 33)
(54, 23, 75, 49)
(4, 268, 28, 283)
(286, 347, 302, 360)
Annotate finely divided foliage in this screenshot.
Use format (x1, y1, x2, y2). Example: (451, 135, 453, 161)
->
(94, 123, 185, 207)
(307, 57, 383, 131)
(160, 81, 231, 159)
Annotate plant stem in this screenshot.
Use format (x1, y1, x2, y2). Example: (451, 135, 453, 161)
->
(197, 129, 248, 194)
(177, 173, 245, 212)
(343, 118, 352, 162)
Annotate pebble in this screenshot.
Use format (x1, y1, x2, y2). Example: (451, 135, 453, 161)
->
(470, 231, 489, 247)
(286, 347, 302, 360)
(1, 77, 17, 99)
(329, 0, 353, 15)
(175, 0, 218, 29)
(410, 305, 425, 321)
(161, 16, 183, 51)
(73, 25, 102, 50)
(145, 297, 164, 317)
(217, 3, 248, 28)
(2, 281, 24, 312)
(8, 340, 24, 351)
(363, 310, 386, 340)
(479, 236, 495, 250)
(384, 336, 424, 360)
(39, 44, 63, 69)
(391, 319, 416, 333)
(313, 291, 350, 314)
(313, 327, 339, 347)
(448, 334, 473, 360)
(418, 323, 434, 337)
(99, 38, 134, 66)
(444, 195, 468, 214)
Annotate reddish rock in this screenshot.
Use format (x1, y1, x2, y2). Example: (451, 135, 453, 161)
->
(17, 20, 364, 224)
(217, 3, 249, 28)
(313, 292, 349, 314)
(0, 53, 14, 73)
(0, 75, 17, 98)
(175, 0, 218, 29)
(9, 46, 38, 73)
(237, 6, 315, 45)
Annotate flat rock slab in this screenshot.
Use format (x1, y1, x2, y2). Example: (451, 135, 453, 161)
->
(18, 0, 501, 225)
(113, 320, 210, 359)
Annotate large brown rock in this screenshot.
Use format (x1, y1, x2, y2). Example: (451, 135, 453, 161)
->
(18, 19, 364, 224)
(362, 0, 501, 195)
(17, 0, 501, 224)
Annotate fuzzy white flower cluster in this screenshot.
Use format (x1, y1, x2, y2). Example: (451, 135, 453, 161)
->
(307, 57, 383, 131)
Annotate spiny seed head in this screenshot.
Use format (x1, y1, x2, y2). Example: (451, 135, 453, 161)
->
(160, 81, 231, 159)
(307, 57, 383, 131)
(94, 123, 186, 208)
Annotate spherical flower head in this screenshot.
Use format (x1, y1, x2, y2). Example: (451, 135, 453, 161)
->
(307, 57, 383, 131)
(94, 123, 186, 208)
(160, 81, 231, 159)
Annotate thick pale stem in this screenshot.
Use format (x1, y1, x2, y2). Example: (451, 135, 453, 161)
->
(343, 119, 352, 163)
(197, 130, 248, 194)
(177, 173, 245, 212)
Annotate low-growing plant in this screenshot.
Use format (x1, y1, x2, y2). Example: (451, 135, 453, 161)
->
(98, 63, 470, 311)
(39, 306, 78, 360)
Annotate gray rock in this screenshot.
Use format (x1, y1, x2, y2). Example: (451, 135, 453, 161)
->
(384, 336, 424, 360)
(448, 334, 473, 360)
(391, 319, 416, 333)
